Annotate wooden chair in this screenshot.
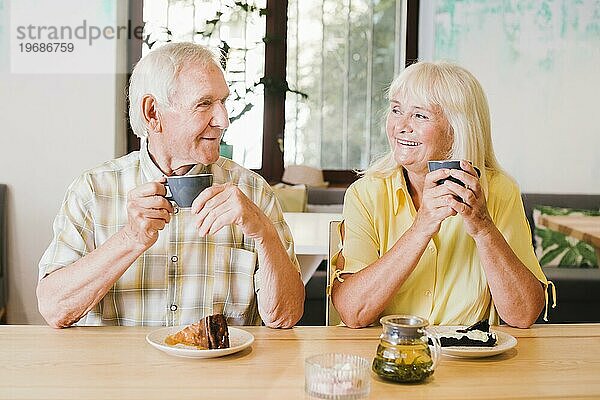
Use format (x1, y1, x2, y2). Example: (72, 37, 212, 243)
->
(271, 183, 308, 212)
(326, 220, 342, 326)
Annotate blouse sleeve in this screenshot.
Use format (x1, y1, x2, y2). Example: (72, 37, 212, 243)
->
(339, 182, 381, 274)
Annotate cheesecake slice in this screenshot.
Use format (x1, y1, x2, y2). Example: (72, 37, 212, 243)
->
(438, 319, 497, 347)
(165, 314, 230, 349)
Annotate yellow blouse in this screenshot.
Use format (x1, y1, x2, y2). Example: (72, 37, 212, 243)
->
(340, 168, 548, 325)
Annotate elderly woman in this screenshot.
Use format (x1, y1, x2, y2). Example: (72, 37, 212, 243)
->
(331, 61, 549, 329)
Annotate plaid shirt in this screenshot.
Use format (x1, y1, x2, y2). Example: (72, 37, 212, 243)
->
(39, 141, 299, 326)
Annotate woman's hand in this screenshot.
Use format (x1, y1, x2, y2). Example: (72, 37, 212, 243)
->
(413, 168, 459, 238)
(442, 160, 494, 239)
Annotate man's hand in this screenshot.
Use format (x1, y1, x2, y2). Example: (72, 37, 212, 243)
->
(191, 183, 271, 238)
(122, 178, 174, 249)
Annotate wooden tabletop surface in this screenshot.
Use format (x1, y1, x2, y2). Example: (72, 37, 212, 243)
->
(2, 324, 600, 399)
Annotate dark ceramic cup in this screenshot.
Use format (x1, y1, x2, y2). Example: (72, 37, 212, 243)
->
(164, 173, 213, 208)
(427, 160, 481, 186)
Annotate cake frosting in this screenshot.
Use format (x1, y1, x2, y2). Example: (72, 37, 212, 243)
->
(438, 319, 497, 347)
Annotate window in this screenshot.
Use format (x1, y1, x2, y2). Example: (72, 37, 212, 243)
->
(141, 0, 266, 169)
(286, 0, 406, 171)
(127, 0, 419, 183)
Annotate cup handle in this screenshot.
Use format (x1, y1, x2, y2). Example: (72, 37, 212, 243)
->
(163, 182, 173, 202)
(425, 328, 441, 371)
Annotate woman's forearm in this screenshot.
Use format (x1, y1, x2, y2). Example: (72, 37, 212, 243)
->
(331, 224, 432, 328)
(474, 226, 545, 328)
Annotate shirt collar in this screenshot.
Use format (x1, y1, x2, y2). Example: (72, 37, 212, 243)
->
(139, 138, 210, 182)
(391, 167, 410, 215)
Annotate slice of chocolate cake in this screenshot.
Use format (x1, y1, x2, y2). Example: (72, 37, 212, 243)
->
(165, 314, 230, 349)
(438, 319, 497, 347)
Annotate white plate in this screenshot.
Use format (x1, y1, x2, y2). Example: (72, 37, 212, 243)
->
(146, 326, 254, 358)
(433, 327, 517, 358)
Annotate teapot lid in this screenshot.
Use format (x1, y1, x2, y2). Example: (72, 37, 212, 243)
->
(380, 314, 429, 329)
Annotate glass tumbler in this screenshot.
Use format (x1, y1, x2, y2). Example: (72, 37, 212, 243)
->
(305, 353, 371, 399)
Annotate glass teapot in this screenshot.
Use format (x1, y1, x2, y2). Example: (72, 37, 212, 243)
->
(372, 315, 441, 383)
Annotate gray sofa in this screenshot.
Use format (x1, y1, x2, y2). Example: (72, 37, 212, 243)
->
(522, 193, 600, 323)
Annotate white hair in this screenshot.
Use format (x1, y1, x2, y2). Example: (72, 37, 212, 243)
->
(128, 42, 222, 138)
(363, 61, 503, 190)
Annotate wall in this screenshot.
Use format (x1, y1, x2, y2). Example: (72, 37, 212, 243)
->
(419, 0, 600, 194)
(0, 0, 128, 323)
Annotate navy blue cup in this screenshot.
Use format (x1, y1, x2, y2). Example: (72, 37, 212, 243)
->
(427, 160, 481, 187)
(165, 174, 213, 208)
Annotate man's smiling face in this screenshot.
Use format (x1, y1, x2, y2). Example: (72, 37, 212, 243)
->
(156, 62, 230, 170)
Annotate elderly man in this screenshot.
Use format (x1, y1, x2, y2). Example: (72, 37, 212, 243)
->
(37, 42, 305, 328)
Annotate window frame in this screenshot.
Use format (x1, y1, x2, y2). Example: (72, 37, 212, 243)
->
(126, 0, 419, 185)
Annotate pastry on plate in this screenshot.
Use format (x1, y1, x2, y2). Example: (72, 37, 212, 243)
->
(165, 314, 230, 349)
(438, 319, 497, 347)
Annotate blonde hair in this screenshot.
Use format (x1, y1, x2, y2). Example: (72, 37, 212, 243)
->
(128, 42, 222, 138)
(364, 61, 503, 190)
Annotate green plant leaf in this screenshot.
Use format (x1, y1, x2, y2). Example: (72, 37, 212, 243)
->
(534, 227, 551, 240)
(536, 227, 556, 250)
(540, 246, 568, 266)
(535, 227, 553, 250)
(575, 241, 599, 267)
(543, 230, 569, 250)
(559, 248, 579, 266)
(534, 205, 600, 217)
(550, 230, 569, 244)
(535, 205, 570, 216)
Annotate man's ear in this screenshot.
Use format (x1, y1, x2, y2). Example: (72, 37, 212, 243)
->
(141, 94, 162, 133)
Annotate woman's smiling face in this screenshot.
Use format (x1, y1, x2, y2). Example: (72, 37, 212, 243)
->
(386, 93, 453, 177)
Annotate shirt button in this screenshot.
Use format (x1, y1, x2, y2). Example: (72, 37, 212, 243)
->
(171, 255, 178, 262)
(170, 304, 178, 311)
(425, 290, 432, 296)
(428, 246, 435, 253)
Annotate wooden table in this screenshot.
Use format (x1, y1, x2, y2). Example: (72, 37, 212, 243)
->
(284, 212, 342, 284)
(2, 324, 600, 399)
(540, 215, 600, 259)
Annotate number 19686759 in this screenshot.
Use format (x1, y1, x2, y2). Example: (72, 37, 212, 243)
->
(19, 42, 74, 52)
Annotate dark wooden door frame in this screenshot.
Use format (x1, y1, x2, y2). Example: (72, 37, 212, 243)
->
(256, 0, 287, 183)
